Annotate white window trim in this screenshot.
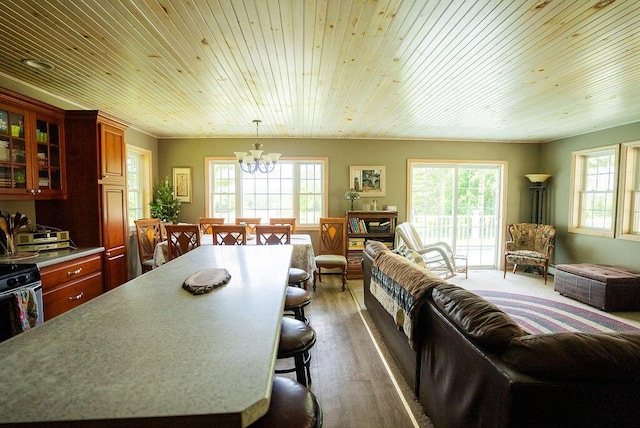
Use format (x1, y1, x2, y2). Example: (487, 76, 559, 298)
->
(568, 144, 619, 238)
(204, 156, 328, 229)
(126, 145, 152, 230)
(617, 140, 640, 242)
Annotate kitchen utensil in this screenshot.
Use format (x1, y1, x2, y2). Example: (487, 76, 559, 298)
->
(13, 212, 21, 234)
(0, 217, 8, 238)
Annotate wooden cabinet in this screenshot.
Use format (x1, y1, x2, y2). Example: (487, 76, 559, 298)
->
(41, 252, 104, 320)
(36, 111, 129, 290)
(0, 88, 66, 199)
(346, 210, 398, 279)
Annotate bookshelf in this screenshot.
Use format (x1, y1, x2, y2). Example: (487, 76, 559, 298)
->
(346, 210, 398, 279)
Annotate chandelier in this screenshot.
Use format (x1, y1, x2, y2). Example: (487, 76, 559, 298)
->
(234, 120, 281, 174)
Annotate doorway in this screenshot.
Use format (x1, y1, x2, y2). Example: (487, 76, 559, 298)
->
(408, 161, 505, 268)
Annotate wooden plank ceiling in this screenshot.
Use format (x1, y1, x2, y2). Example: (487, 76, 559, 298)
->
(0, 0, 638, 142)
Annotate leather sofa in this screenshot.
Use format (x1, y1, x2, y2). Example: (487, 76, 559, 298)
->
(363, 241, 640, 427)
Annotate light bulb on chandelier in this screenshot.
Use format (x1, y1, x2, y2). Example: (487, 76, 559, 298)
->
(234, 119, 281, 174)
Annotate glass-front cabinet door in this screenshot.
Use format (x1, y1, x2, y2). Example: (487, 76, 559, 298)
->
(0, 104, 29, 196)
(34, 113, 64, 197)
(0, 101, 65, 199)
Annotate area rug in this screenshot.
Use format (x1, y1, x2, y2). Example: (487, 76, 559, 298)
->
(473, 290, 640, 334)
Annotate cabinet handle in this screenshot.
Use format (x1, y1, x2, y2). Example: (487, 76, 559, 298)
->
(103, 175, 108, 179)
(67, 268, 83, 276)
(69, 291, 84, 301)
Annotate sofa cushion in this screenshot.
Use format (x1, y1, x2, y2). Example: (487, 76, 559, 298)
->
(393, 245, 426, 267)
(432, 284, 525, 352)
(503, 332, 640, 380)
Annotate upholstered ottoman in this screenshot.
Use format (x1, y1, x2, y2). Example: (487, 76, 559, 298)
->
(554, 264, 640, 311)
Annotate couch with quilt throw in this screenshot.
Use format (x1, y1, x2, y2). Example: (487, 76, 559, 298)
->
(362, 240, 640, 427)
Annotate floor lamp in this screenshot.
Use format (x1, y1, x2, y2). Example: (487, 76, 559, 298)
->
(525, 174, 551, 224)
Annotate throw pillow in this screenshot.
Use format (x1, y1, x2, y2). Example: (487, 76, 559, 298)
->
(393, 245, 426, 267)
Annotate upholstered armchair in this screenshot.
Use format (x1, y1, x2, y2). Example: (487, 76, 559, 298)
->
(504, 223, 556, 284)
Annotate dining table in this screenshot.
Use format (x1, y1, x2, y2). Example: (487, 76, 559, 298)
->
(0, 244, 294, 427)
(154, 233, 316, 279)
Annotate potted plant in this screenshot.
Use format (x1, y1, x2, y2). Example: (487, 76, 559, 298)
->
(150, 177, 181, 224)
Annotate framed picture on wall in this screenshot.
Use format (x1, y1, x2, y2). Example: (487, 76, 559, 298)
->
(349, 165, 385, 197)
(172, 166, 192, 203)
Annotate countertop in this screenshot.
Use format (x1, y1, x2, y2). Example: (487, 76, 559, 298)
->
(0, 247, 105, 268)
(0, 244, 293, 427)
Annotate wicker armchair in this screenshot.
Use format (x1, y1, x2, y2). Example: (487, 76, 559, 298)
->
(394, 222, 467, 279)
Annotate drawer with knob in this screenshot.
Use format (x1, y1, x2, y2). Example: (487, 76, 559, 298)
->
(40, 252, 104, 320)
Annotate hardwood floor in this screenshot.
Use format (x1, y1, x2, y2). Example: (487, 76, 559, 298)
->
(276, 274, 432, 428)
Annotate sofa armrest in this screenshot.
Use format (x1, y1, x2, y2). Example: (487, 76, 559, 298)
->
(505, 240, 515, 252)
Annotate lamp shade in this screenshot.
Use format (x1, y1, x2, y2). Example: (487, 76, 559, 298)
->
(525, 174, 551, 183)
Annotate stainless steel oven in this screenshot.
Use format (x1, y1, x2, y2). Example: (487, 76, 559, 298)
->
(0, 263, 43, 343)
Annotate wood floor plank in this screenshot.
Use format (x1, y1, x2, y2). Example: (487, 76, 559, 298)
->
(276, 275, 429, 428)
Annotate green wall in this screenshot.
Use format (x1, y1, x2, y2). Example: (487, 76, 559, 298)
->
(542, 122, 640, 270)
(157, 137, 541, 231)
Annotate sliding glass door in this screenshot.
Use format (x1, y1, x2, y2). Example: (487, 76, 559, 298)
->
(408, 161, 504, 268)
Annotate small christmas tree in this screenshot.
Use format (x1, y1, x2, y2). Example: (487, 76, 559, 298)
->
(150, 177, 181, 223)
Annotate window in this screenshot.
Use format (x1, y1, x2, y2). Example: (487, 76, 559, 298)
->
(126, 146, 152, 228)
(569, 145, 619, 237)
(617, 141, 640, 241)
(205, 158, 327, 227)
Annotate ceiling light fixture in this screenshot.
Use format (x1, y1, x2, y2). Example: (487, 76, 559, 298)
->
(21, 58, 55, 70)
(234, 120, 281, 174)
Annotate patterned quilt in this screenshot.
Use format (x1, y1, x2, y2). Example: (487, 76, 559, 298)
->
(371, 249, 447, 349)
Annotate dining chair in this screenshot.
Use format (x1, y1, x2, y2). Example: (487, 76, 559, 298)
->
(269, 217, 297, 234)
(255, 224, 311, 321)
(211, 224, 247, 245)
(255, 225, 291, 245)
(134, 218, 164, 273)
(235, 217, 261, 235)
(198, 217, 225, 235)
(165, 224, 201, 260)
(314, 217, 348, 291)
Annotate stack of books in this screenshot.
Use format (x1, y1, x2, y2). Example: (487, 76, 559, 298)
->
(348, 237, 366, 250)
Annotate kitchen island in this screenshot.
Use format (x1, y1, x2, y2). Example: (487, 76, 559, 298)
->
(0, 244, 293, 427)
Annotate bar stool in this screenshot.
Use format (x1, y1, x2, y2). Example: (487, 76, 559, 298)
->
(276, 317, 316, 387)
(249, 376, 323, 427)
(288, 267, 310, 289)
(285, 286, 312, 324)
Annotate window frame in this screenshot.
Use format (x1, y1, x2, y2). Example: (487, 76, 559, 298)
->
(568, 145, 619, 238)
(204, 156, 328, 229)
(616, 140, 640, 241)
(126, 145, 152, 230)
